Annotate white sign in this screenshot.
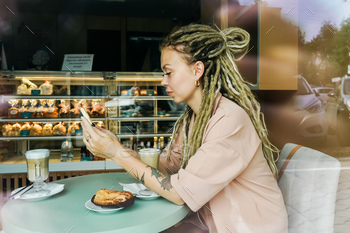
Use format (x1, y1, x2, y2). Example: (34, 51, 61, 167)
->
(348, 65, 350, 75)
(61, 54, 94, 71)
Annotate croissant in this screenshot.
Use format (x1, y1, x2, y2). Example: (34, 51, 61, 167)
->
(92, 189, 135, 208)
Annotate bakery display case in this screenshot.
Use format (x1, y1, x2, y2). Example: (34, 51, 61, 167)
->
(105, 72, 184, 145)
(0, 70, 184, 173)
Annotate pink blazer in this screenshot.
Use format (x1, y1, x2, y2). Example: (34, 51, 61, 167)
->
(159, 92, 288, 233)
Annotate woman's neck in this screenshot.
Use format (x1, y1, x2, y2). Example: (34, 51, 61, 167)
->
(187, 88, 203, 115)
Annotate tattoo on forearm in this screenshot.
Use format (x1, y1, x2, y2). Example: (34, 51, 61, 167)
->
(147, 165, 173, 191)
(134, 171, 145, 185)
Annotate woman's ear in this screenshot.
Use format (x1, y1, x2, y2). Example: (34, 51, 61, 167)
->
(193, 61, 205, 81)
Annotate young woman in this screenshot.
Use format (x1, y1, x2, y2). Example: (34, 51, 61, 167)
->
(81, 24, 288, 233)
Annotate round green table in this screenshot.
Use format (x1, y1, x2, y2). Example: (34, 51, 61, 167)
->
(2, 173, 190, 233)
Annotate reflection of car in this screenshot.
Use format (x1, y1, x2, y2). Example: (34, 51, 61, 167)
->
(292, 76, 328, 144)
(325, 75, 350, 146)
(313, 87, 334, 106)
(261, 76, 328, 148)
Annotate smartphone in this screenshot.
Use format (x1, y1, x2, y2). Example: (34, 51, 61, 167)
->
(81, 108, 95, 127)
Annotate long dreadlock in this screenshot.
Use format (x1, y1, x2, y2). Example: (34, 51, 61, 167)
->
(160, 24, 279, 179)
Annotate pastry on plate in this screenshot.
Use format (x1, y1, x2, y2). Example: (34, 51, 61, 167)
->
(91, 188, 135, 208)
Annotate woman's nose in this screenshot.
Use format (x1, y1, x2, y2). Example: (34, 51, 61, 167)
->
(161, 77, 168, 86)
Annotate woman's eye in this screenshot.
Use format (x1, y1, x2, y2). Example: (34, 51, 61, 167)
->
(162, 72, 171, 76)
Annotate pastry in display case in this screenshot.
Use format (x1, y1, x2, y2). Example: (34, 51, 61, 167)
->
(52, 122, 67, 136)
(16, 78, 65, 96)
(58, 100, 70, 118)
(42, 123, 53, 136)
(11, 123, 21, 136)
(140, 89, 157, 96)
(8, 99, 20, 118)
(96, 121, 105, 129)
(70, 100, 82, 118)
(67, 122, 81, 136)
(20, 122, 31, 136)
(81, 99, 91, 116)
(28, 99, 37, 118)
(39, 81, 53, 95)
(120, 87, 158, 96)
(18, 99, 29, 118)
(91, 99, 105, 118)
(17, 78, 38, 95)
(121, 87, 139, 96)
(36, 101, 45, 118)
(2, 123, 12, 137)
(30, 122, 43, 136)
(46, 100, 58, 118)
(41, 99, 49, 117)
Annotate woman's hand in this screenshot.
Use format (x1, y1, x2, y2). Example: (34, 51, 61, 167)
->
(81, 117, 122, 160)
(81, 117, 183, 205)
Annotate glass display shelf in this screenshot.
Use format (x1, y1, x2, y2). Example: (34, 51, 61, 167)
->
(0, 133, 171, 141)
(0, 118, 105, 122)
(0, 70, 105, 80)
(1, 95, 105, 100)
(109, 116, 179, 121)
(107, 95, 173, 100)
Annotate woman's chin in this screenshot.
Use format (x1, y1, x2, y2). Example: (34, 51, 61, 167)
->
(172, 97, 183, 104)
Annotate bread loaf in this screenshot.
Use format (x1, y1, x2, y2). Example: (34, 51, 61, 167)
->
(92, 189, 135, 208)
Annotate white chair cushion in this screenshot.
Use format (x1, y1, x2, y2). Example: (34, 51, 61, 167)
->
(277, 143, 341, 233)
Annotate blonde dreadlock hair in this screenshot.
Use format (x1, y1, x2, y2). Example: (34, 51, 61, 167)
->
(161, 24, 279, 179)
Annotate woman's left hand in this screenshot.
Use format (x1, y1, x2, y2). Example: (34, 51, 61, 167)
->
(81, 117, 121, 160)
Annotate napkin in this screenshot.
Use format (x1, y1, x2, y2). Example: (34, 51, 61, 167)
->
(12, 183, 64, 199)
(119, 183, 159, 197)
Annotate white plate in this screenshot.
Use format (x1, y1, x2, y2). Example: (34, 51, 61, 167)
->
(85, 199, 124, 214)
(135, 193, 160, 200)
(11, 183, 64, 201)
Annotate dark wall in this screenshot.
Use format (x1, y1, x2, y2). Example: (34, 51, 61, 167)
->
(0, 0, 201, 71)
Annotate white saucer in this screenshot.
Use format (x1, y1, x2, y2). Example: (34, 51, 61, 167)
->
(85, 199, 124, 214)
(119, 182, 161, 200)
(136, 193, 160, 200)
(11, 183, 64, 201)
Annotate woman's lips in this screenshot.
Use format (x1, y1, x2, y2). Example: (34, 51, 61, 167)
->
(166, 91, 173, 96)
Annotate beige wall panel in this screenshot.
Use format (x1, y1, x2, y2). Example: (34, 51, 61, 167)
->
(259, 7, 298, 90)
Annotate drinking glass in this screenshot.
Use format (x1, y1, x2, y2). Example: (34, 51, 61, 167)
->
(23, 149, 50, 197)
(138, 148, 160, 169)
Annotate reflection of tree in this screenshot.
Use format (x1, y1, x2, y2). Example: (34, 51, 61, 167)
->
(298, 28, 307, 77)
(300, 21, 339, 85)
(300, 18, 350, 85)
(331, 18, 350, 76)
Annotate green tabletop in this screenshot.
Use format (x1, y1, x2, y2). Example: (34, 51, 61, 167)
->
(2, 173, 190, 233)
